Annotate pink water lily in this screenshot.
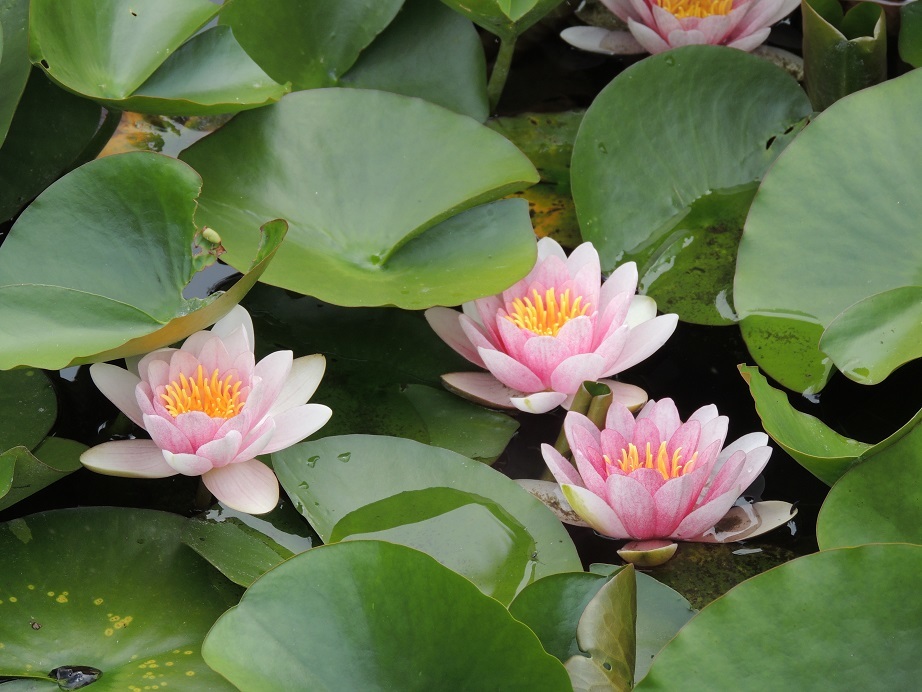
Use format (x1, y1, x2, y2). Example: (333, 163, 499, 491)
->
(542, 398, 772, 541)
(561, 0, 800, 55)
(80, 306, 332, 514)
(425, 238, 677, 414)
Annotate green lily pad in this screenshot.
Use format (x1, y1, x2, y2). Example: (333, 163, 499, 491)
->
(439, 0, 565, 39)
(739, 365, 870, 485)
(341, 0, 489, 121)
(0, 507, 241, 689)
(0, 68, 103, 221)
(273, 435, 582, 604)
(565, 565, 636, 691)
(487, 110, 584, 189)
(0, 369, 56, 453)
(0, 152, 285, 370)
(219, 0, 402, 90)
(203, 540, 572, 690)
(29, 0, 287, 115)
(0, 0, 29, 145)
(802, 0, 887, 111)
(636, 544, 922, 689)
(571, 46, 811, 325)
(735, 68, 922, 393)
(182, 501, 317, 587)
(819, 286, 922, 385)
(182, 88, 538, 308)
(899, 0, 922, 67)
(244, 284, 517, 463)
(0, 438, 86, 512)
(817, 417, 922, 549)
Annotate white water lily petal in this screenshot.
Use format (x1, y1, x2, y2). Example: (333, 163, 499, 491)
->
(81, 439, 178, 478)
(89, 363, 144, 428)
(203, 459, 280, 515)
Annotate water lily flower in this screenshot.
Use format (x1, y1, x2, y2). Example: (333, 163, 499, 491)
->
(80, 306, 331, 514)
(561, 0, 800, 55)
(542, 398, 774, 544)
(425, 238, 677, 414)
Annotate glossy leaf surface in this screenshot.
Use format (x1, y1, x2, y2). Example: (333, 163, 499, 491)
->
(439, 0, 565, 39)
(0, 508, 240, 689)
(899, 0, 922, 67)
(29, 0, 287, 115)
(736, 68, 922, 393)
(636, 545, 922, 689)
(273, 435, 582, 604)
(0, 439, 86, 512)
(0, 0, 29, 145)
(0, 153, 284, 370)
(183, 88, 538, 308)
(203, 541, 572, 691)
(572, 46, 811, 324)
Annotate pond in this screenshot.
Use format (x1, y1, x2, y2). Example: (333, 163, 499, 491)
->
(2, 0, 922, 690)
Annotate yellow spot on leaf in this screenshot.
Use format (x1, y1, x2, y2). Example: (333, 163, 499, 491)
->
(93, 598, 103, 606)
(8, 597, 16, 603)
(104, 628, 114, 637)
(55, 594, 68, 603)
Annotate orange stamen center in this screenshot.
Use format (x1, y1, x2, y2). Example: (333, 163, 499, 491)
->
(658, 0, 733, 19)
(505, 288, 590, 336)
(161, 364, 244, 419)
(604, 442, 698, 482)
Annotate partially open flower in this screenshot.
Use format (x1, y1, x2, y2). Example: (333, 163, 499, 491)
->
(542, 398, 777, 542)
(561, 0, 800, 55)
(80, 306, 331, 514)
(425, 238, 677, 414)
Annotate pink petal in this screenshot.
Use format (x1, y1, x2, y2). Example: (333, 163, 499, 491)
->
(495, 316, 530, 361)
(606, 472, 657, 539)
(89, 363, 144, 428)
(672, 488, 742, 539)
(137, 348, 176, 386)
(702, 449, 747, 502)
(640, 398, 682, 439)
(666, 28, 707, 48)
(425, 307, 485, 368)
(210, 305, 255, 349)
(143, 414, 193, 454)
(562, 484, 631, 539)
(560, 27, 646, 56)
(536, 237, 567, 262)
(564, 411, 603, 448)
(652, 467, 709, 536)
(441, 372, 519, 409)
(80, 439, 178, 478)
(610, 313, 678, 372)
(627, 18, 672, 53)
(167, 349, 201, 385)
(173, 411, 223, 451)
(479, 348, 545, 392)
(524, 336, 572, 381)
(195, 335, 234, 376)
(594, 294, 631, 346)
(604, 401, 636, 440)
(510, 391, 568, 414)
(162, 450, 216, 476)
(667, 419, 701, 460)
(573, 449, 609, 497)
(195, 430, 245, 469)
(549, 352, 606, 394)
(726, 27, 769, 52)
(631, 418, 664, 455)
(179, 331, 215, 359)
(203, 459, 279, 514)
(556, 315, 594, 355)
(267, 354, 326, 418)
(236, 419, 276, 461)
(247, 350, 294, 421)
(600, 427, 629, 463)
(261, 403, 332, 454)
(541, 443, 584, 488)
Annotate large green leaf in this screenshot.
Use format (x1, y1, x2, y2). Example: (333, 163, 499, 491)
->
(735, 68, 922, 393)
(819, 286, 922, 385)
(0, 508, 240, 689)
(571, 46, 811, 325)
(0, 68, 103, 221)
(439, 0, 564, 39)
(0, 438, 85, 512)
(203, 541, 572, 691)
(0, 0, 29, 145)
(636, 544, 922, 689)
(341, 0, 489, 121)
(182, 88, 539, 308)
(817, 420, 922, 549)
(29, 0, 287, 115)
(0, 153, 285, 370)
(273, 435, 582, 604)
(739, 365, 870, 485)
(219, 0, 403, 90)
(802, 0, 887, 111)
(244, 284, 516, 463)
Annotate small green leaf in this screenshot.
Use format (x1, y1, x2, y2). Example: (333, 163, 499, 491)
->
(0, 438, 86, 511)
(0, 368, 56, 452)
(439, 0, 565, 39)
(899, 0, 922, 67)
(739, 365, 870, 485)
(204, 541, 572, 690)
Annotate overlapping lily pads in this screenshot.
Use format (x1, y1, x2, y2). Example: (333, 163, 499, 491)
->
(0, 507, 241, 689)
(636, 545, 922, 688)
(29, 0, 288, 115)
(202, 541, 572, 690)
(571, 46, 812, 325)
(736, 67, 922, 393)
(182, 88, 539, 308)
(0, 152, 285, 370)
(273, 435, 582, 604)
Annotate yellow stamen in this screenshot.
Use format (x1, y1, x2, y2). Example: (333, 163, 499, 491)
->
(658, 0, 733, 19)
(160, 364, 244, 419)
(505, 288, 590, 336)
(605, 442, 698, 482)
